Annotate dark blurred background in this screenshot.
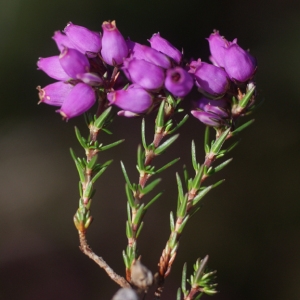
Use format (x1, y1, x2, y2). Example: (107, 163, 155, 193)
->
(1, 0, 300, 299)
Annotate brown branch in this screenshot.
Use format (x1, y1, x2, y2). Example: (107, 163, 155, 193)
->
(78, 231, 130, 288)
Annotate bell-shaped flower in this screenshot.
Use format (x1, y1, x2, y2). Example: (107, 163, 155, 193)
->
(191, 96, 230, 127)
(63, 22, 102, 54)
(57, 83, 96, 119)
(223, 43, 256, 82)
(52, 31, 76, 52)
(101, 20, 128, 65)
(37, 81, 74, 106)
(164, 67, 193, 97)
(107, 84, 153, 114)
(126, 40, 171, 69)
(149, 33, 182, 64)
(37, 56, 70, 81)
(123, 58, 165, 91)
(191, 110, 225, 127)
(189, 60, 229, 97)
(207, 31, 229, 67)
(59, 47, 90, 79)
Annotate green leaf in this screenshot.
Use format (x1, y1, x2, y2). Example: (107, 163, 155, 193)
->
(231, 119, 255, 136)
(239, 85, 255, 108)
(207, 158, 233, 175)
(181, 263, 187, 295)
(127, 202, 132, 225)
(144, 192, 163, 210)
(177, 215, 189, 233)
(154, 134, 179, 155)
(191, 140, 198, 171)
(74, 127, 87, 148)
(176, 288, 182, 300)
(126, 221, 133, 238)
(94, 107, 112, 129)
(141, 119, 148, 150)
(140, 178, 161, 196)
(204, 126, 210, 154)
(91, 160, 113, 183)
(122, 250, 130, 269)
(192, 165, 204, 190)
(87, 154, 98, 169)
(155, 157, 180, 174)
(99, 139, 124, 151)
(183, 165, 189, 189)
(137, 144, 144, 171)
(83, 181, 93, 198)
(133, 204, 145, 225)
(177, 195, 188, 218)
(168, 114, 189, 135)
(120, 161, 133, 191)
(136, 221, 144, 238)
(176, 173, 185, 204)
(125, 183, 135, 209)
(210, 128, 230, 155)
(156, 100, 166, 128)
(170, 211, 175, 231)
(192, 185, 213, 206)
(70, 148, 85, 183)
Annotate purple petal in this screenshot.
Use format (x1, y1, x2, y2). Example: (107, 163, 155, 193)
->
(37, 56, 70, 81)
(37, 81, 73, 106)
(57, 83, 96, 119)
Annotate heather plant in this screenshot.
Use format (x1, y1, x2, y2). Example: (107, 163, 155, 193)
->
(37, 21, 259, 300)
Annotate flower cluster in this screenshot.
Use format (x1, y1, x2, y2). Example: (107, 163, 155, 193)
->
(37, 21, 195, 119)
(190, 31, 257, 127)
(37, 23, 257, 128)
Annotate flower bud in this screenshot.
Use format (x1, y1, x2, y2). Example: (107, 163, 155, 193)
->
(64, 22, 102, 54)
(149, 33, 182, 64)
(207, 31, 228, 67)
(123, 58, 165, 91)
(126, 40, 171, 69)
(195, 97, 230, 118)
(37, 81, 73, 106)
(189, 60, 229, 96)
(164, 67, 193, 97)
(37, 56, 70, 81)
(52, 31, 75, 52)
(223, 43, 256, 82)
(107, 84, 153, 114)
(191, 110, 225, 127)
(101, 20, 128, 65)
(57, 83, 96, 119)
(76, 72, 103, 86)
(59, 47, 90, 79)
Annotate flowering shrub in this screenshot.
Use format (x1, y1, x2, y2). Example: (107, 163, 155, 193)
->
(37, 20, 259, 300)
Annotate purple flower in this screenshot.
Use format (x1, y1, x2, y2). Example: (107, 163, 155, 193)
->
(207, 31, 229, 67)
(59, 47, 90, 79)
(207, 31, 256, 82)
(149, 33, 182, 64)
(37, 56, 70, 81)
(64, 22, 102, 54)
(223, 43, 256, 82)
(57, 83, 96, 119)
(164, 67, 193, 97)
(123, 58, 165, 91)
(37, 81, 74, 106)
(126, 40, 171, 69)
(52, 31, 76, 52)
(191, 96, 230, 127)
(107, 84, 153, 114)
(189, 60, 229, 96)
(101, 20, 128, 65)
